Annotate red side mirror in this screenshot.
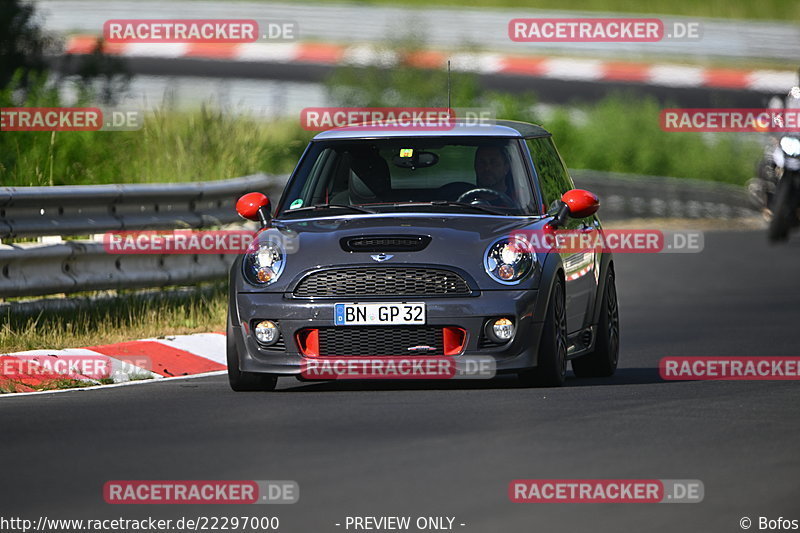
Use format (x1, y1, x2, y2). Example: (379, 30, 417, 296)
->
(236, 192, 271, 223)
(561, 189, 599, 218)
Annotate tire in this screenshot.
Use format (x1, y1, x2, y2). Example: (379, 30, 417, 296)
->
(519, 279, 567, 387)
(768, 175, 795, 242)
(227, 314, 278, 392)
(572, 269, 619, 378)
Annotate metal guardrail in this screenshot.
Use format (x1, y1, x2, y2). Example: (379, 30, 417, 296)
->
(0, 171, 757, 299)
(0, 242, 235, 298)
(0, 174, 284, 239)
(0, 174, 285, 298)
(570, 170, 757, 220)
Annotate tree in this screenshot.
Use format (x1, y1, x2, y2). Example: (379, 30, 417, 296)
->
(0, 0, 58, 90)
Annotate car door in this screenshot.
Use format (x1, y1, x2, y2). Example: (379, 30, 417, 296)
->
(525, 136, 599, 333)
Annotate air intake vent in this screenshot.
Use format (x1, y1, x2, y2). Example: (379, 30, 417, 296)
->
(293, 267, 472, 298)
(316, 326, 444, 356)
(340, 235, 431, 253)
(580, 330, 593, 348)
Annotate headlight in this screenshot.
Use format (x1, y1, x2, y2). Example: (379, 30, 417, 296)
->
(780, 136, 800, 157)
(243, 238, 285, 285)
(484, 236, 534, 284)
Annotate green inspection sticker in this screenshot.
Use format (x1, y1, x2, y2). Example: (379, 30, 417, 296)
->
(399, 148, 414, 158)
(290, 199, 304, 209)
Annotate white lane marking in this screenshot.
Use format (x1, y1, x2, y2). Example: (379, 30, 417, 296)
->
(0, 370, 227, 399)
(147, 333, 227, 366)
(648, 65, 706, 87)
(449, 52, 504, 73)
(342, 45, 397, 67)
(121, 43, 188, 58)
(747, 70, 798, 93)
(4, 348, 105, 356)
(237, 42, 299, 62)
(543, 58, 605, 81)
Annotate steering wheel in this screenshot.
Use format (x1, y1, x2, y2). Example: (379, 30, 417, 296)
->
(456, 187, 514, 207)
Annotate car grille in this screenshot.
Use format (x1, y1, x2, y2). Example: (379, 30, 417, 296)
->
(340, 235, 431, 252)
(317, 326, 443, 356)
(293, 267, 471, 298)
(478, 335, 506, 349)
(260, 335, 286, 353)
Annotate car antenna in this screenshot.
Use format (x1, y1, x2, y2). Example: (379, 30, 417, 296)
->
(447, 59, 451, 110)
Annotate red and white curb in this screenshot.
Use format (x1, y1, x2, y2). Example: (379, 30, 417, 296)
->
(0, 332, 226, 395)
(66, 35, 797, 93)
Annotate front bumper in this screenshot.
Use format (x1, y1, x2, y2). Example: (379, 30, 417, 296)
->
(232, 290, 546, 375)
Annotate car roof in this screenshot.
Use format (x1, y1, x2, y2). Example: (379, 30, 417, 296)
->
(311, 119, 551, 140)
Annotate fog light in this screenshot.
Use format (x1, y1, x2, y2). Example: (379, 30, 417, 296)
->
(254, 320, 279, 345)
(491, 318, 515, 341)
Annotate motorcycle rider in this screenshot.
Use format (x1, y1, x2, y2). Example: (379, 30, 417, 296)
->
(749, 85, 800, 217)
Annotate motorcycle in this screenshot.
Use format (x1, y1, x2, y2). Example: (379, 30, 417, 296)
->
(748, 86, 800, 242)
(768, 131, 800, 241)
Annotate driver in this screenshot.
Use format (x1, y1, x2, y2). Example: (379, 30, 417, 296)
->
(474, 146, 513, 197)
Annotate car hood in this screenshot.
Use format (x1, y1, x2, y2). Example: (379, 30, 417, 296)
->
(239, 213, 552, 293)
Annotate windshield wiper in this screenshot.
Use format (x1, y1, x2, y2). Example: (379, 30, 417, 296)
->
(282, 204, 376, 215)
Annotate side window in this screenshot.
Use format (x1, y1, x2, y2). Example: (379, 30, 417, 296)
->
(526, 137, 574, 209)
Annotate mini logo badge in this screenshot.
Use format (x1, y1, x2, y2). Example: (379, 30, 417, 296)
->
(370, 253, 394, 262)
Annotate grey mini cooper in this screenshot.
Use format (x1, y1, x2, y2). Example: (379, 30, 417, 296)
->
(227, 119, 620, 391)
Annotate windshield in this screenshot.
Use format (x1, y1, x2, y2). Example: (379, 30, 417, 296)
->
(278, 137, 540, 216)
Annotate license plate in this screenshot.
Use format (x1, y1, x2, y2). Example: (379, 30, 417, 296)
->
(334, 303, 426, 326)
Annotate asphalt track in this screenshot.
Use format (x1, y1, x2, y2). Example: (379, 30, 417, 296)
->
(2, 230, 799, 532)
(38, 1, 800, 61)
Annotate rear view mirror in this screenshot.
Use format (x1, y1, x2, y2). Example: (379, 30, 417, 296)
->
(392, 150, 439, 169)
(562, 189, 600, 218)
(549, 189, 600, 227)
(236, 192, 271, 226)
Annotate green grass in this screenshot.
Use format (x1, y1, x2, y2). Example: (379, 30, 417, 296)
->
(60, 0, 799, 20)
(210, 0, 800, 22)
(0, 378, 95, 394)
(0, 87, 312, 186)
(0, 111, 312, 186)
(0, 284, 227, 352)
(544, 97, 762, 185)
(0, 94, 761, 188)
